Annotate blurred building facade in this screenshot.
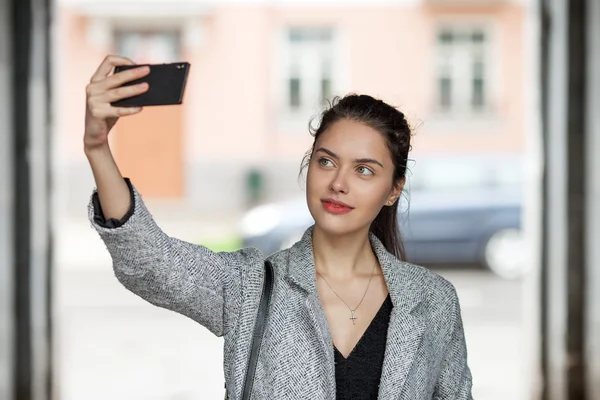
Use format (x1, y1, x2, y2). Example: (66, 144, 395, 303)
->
(55, 0, 527, 215)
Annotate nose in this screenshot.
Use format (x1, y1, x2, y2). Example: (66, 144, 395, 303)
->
(329, 170, 348, 194)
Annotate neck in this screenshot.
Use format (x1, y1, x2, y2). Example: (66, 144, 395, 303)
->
(311, 224, 378, 280)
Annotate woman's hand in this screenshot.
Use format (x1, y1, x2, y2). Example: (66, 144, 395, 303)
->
(84, 55, 150, 153)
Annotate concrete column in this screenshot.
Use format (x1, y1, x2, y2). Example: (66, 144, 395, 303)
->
(540, 0, 569, 396)
(584, 0, 600, 396)
(540, 0, 596, 398)
(0, 0, 15, 399)
(29, 0, 53, 398)
(5, 0, 53, 399)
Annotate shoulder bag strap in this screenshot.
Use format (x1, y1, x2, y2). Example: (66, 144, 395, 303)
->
(226, 260, 274, 400)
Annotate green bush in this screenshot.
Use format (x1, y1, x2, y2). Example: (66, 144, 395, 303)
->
(198, 235, 242, 252)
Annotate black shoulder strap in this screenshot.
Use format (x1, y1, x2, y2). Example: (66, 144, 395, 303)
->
(239, 260, 274, 400)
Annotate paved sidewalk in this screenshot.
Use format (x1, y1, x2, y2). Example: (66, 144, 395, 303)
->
(55, 264, 526, 400)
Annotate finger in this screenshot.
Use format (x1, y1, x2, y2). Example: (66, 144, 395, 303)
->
(89, 104, 142, 119)
(102, 65, 150, 90)
(90, 55, 136, 83)
(101, 82, 149, 103)
(85, 66, 148, 97)
(113, 106, 143, 116)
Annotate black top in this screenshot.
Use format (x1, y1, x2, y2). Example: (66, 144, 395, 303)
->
(334, 295, 393, 400)
(93, 178, 394, 399)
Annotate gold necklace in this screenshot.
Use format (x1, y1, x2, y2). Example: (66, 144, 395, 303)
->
(316, 260, 377, 325)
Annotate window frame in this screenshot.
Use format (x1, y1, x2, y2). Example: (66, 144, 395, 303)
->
(431, 19, 500, 119)
(272, 25, 347, 133)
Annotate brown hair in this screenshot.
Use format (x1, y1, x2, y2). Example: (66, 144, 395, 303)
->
(299, 94, 412, 260)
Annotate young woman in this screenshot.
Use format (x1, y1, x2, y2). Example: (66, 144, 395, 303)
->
(84, 55, 473, 400)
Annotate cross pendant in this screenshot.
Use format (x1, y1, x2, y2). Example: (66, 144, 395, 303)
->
(350, 310, 357, 325)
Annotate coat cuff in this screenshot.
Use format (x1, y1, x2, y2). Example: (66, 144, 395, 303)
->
(91, 177, 135, 229)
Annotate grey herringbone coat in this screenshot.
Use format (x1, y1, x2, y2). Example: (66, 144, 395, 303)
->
(89, 185, 473, 400)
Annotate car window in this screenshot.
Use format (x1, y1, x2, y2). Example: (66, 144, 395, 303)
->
(405, 156, 523, 192)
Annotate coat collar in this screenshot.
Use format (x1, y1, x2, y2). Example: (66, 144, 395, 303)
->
(285, 224, 425, 311)
(284, 224, 427, 399)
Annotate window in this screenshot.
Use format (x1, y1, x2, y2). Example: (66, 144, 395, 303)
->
(435, 26, 491, 114)
(281, 27, 335, 116)
(114, 30, 181, 64)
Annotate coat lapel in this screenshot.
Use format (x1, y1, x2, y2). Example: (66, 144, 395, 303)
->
(305, 293, 336, 387)
(377, 295, 426, 399)
(305, 294, 335, 359)
(285, 226, 336, 390)
(371, 234, 426, 400)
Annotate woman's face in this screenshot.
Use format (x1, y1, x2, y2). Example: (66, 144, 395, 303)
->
(306, 119, 403, 237)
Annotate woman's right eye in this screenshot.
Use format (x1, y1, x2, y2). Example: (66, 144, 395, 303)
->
(318, 158, 333, 167)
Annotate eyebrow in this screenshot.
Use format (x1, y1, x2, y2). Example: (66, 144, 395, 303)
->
(315, 147, 384, 169)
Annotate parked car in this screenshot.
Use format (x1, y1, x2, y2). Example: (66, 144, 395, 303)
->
(238, 154, 528, 279)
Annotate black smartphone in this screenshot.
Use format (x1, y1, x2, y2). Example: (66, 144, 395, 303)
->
(110, 62, 191, 107)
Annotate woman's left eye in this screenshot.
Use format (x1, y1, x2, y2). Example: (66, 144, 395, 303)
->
(357, 166, 373, 176)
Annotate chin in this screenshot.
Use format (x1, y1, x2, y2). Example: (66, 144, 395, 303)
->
(308, 204, 362, 238)
(314, 217, 353, 236)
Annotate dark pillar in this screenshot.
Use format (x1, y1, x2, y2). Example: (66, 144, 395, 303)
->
(1, 0, 54, 399)
(0, 0, 15, 397)
(583, 0, 600, 396)
(540, 0, 599, 398)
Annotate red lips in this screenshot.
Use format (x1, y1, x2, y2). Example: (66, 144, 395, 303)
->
(322, 198, 353, 208)
(321, 198, 354, 215)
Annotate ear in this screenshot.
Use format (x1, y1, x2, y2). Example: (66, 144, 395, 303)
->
(386, 177, 405, 206)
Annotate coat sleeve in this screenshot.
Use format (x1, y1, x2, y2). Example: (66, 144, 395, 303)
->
(433, 288, 474, 400)
(87, 181, 264, 337)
